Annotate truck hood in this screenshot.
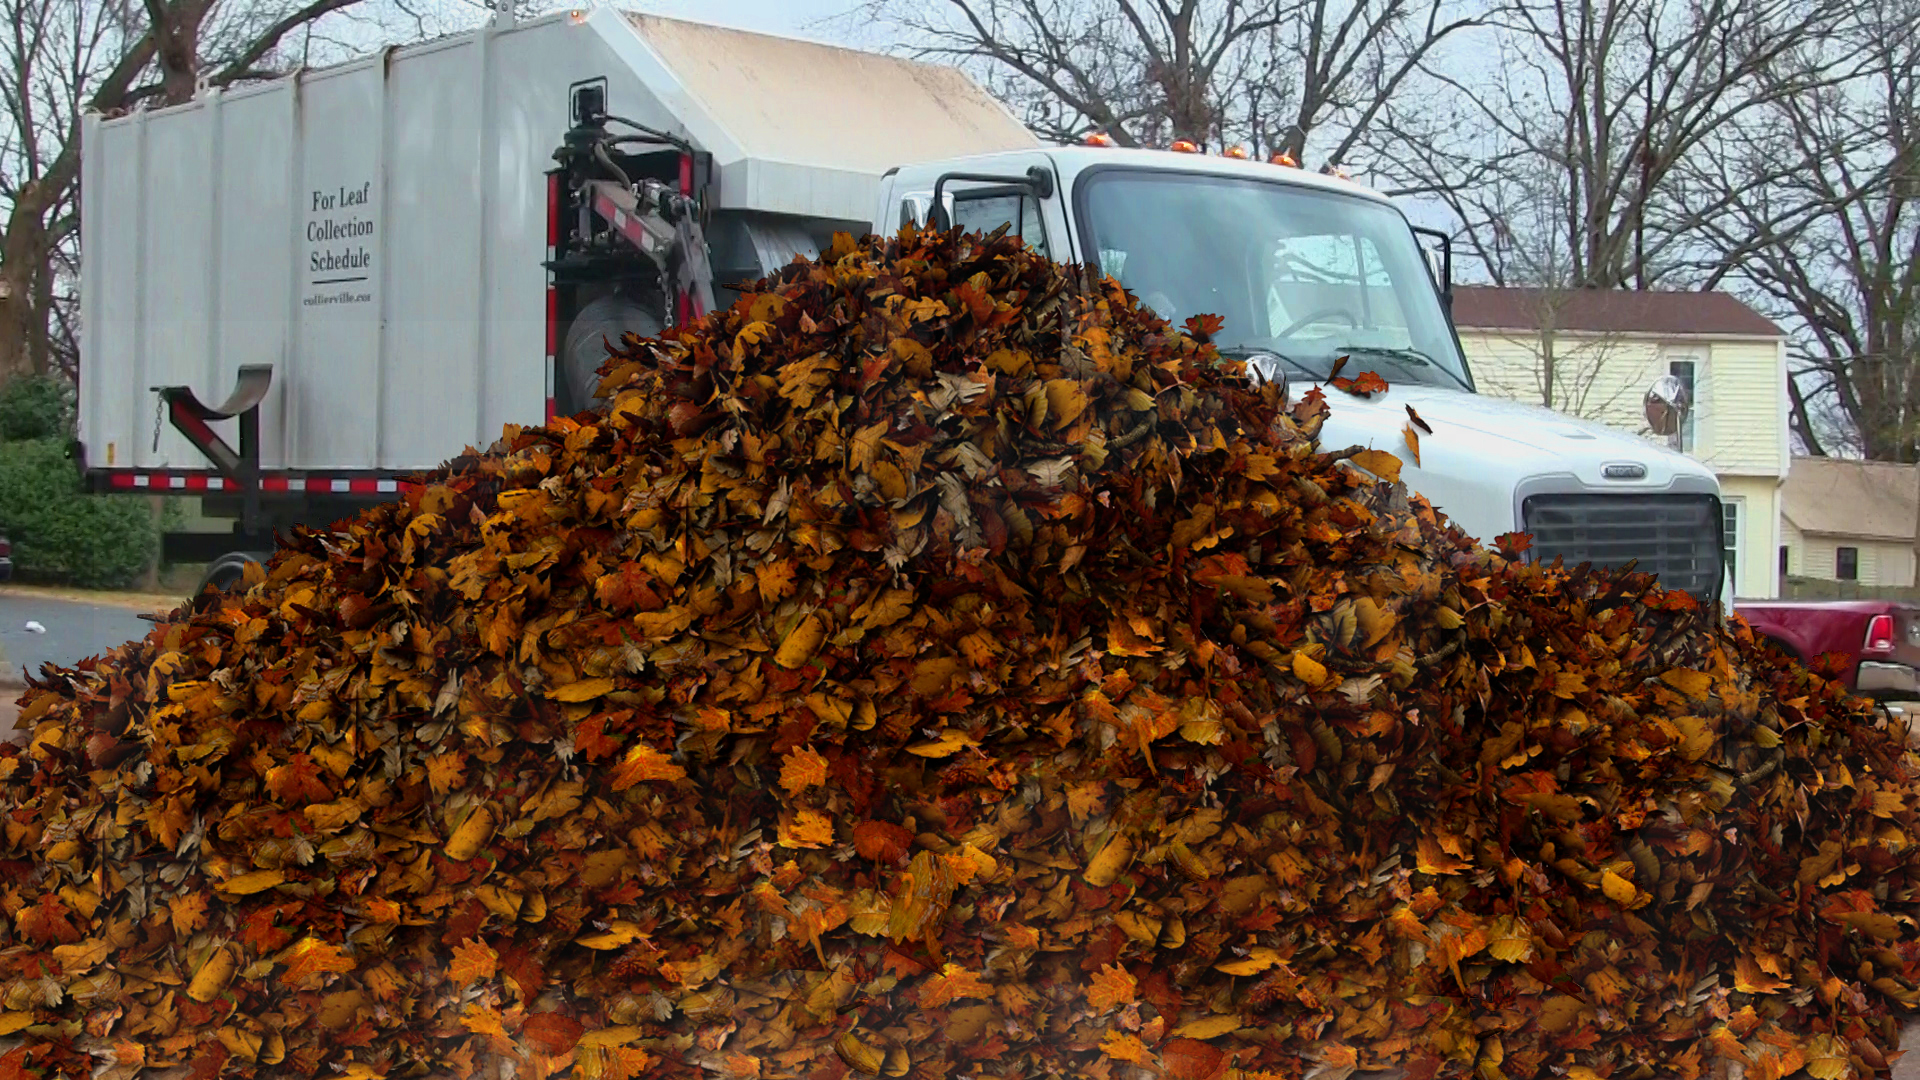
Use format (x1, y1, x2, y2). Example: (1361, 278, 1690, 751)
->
(1303, 379, 1718, 547)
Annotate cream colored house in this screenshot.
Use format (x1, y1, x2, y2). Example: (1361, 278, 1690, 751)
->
(1450, 286, 1790, 600)
(1780, 457, 1918, 587)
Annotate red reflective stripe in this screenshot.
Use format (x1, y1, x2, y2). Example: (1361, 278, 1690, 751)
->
(678, 153, 692, 196)
(109, 473, 138, 489)
(547, 397, 557, 423)
(169, 403, 220, 450)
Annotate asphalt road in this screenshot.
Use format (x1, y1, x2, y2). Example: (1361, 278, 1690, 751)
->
(0, 593, 161, 684)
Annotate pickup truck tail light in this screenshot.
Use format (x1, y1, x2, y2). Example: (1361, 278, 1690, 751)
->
(1865, 614, 1896, 652)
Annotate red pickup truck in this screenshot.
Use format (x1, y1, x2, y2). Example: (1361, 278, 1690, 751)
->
(1734, 599, 1920, 699)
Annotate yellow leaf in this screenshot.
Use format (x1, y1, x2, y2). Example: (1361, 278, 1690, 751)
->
(1044, 379, 1090, 431)
(188, 945, 237, 1002)
(577, 1027, 650, 1048)
(1661, 668, 1714, 699)
(217, 869, 287, 896)
(1172, 1015, 1242, 1040)
(444, 805, 497, 861)
(1083, 833, 1135, 887)
(0, 1013, 33, 1036)
(1350, 448, 1403, 483)
(1214, 947, 1280, 976)
(51, 937, 112, 973)
(836, 1032, 884, 1076)
(1805, 1034, 1849, 1080)
(576, 922, 645, 951)
(1486, 915, 1534, 963)
(1291, 650, 1332, 690)
(779, 809, 836, 849)
(547, 677, 614, 702)
(1100, 1030, 1156, 1066)
(906, 728, 980, 758)
(1600, 869, 1638, 906)
(775, 614, 826, 669)
(1535, 995, 1590, 1033)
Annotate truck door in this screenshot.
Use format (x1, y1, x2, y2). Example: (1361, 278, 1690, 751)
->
(891, 152, 1071, 260)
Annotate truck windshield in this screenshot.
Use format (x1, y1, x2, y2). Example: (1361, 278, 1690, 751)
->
(1074, 169, 1472, 391)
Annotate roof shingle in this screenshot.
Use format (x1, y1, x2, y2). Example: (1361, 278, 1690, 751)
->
(1782, 457, 1920, 542)
(1451, 286, 1783, 339)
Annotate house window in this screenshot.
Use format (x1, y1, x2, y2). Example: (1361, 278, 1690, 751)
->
(1669, 358, 1698, 453)
(1838, 546, 1860, 581)
(1779, 545, 1790, 577)
(1721, 499, 1740, 590)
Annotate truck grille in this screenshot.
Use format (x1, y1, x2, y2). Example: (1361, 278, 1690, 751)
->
(1520, 493, 1723, 602)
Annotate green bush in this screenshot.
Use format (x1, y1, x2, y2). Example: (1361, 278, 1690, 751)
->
(0, 437, 156, 588)
(0, 375, 74, 441)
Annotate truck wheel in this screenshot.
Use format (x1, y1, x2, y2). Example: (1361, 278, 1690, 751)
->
(561, 294, 662, 414)
(197, 551, 271, 596)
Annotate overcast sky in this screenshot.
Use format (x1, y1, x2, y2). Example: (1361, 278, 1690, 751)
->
(616, 0, 876, 44)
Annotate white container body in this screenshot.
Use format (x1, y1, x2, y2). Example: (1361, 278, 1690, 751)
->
(78, 9, 1039, 474)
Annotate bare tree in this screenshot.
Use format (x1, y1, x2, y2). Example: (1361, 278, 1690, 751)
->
(1685, 0, 1920, 461)
(865, 0, 1487, 168)
(1372, 0, 1851, 291)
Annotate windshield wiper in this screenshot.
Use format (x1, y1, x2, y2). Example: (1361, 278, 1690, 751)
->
(1334, 345, 1473, 392)
(1335, 345, 1432, 366)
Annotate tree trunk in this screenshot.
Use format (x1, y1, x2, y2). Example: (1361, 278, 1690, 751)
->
(0, 183, 56, 386)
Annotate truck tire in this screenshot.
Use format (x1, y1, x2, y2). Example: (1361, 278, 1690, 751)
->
(197, 551, 271, 596)
(561, 294, 662, 414)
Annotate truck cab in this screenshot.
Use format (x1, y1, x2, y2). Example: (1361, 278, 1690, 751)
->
(878, 145, 1731, 606)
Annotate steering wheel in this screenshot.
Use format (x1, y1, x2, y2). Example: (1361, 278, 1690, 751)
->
(1275, 306, 1357, 340)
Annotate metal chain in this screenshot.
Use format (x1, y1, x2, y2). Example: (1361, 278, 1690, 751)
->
(151, 392, 164, 453)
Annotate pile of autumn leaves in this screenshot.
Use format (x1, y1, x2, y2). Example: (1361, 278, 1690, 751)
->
(4, 226, 1920, 1080)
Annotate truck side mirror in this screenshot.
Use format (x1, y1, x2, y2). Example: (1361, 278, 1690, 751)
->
(1643, 374, 1691, 436)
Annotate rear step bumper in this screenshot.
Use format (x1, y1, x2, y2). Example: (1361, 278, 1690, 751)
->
(1858, 661, 1920, 698)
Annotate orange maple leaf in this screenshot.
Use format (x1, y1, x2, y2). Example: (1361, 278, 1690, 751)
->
(608, 743, 686, 790)
(756, 559, 798, 604)
(779, 745, 829, 796)
(449, 938, 498, 985)
(1101, 1030, 1156, 1066)
(777, 809, 835, 849)
(595, 562, 665, 613)
(169, 892, 209, 937)
(1086, 962, 1138, 1009)
(266, 753, 332, 804)
(921, 963, 995, 1007)
(280, 937, 356, 985)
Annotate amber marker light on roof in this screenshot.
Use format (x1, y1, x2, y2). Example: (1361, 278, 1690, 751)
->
(1223, 146, 1251, 159)
(1270, 152, 1297, 167)
(1083, 132, 1116, 147)
(1170, 140, 1200, 153)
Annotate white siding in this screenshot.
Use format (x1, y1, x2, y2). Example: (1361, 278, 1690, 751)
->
(1789, 535, 1913, 587)
(1720, 476, 1782, 599)
(1463, 330, 1662, 439)
(1699, 341, 1787, 477)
